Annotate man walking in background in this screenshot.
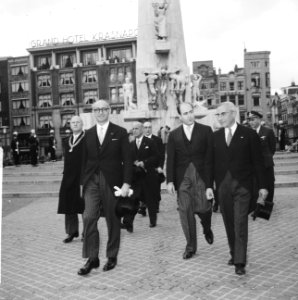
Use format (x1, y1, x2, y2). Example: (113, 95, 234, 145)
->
(248, 111, 276, 204)
(58, 116, 85, 244)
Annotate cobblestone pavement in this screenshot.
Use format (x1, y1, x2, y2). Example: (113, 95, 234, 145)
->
(1, 188, 298, 300)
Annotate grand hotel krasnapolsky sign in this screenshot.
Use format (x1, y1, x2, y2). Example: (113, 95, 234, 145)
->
(30, 29, 138, 48)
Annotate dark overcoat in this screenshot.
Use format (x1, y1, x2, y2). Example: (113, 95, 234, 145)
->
(58, 132, 85, 214)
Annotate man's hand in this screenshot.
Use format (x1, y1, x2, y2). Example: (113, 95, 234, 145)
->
(120, 183, 130, 197)
(257, 189, 268, 205)
(80, 185, 83, 198)
(206, 188, 214, 200)
(167, 182, 176, 195)
(156, 167, 163, 173)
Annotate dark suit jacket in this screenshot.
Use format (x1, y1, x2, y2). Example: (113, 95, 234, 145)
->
(150, 135, 165, 168)
(213, 124, 266, 190)
(166, 122, 213, 190)
(81, 122, 132, 191)
(258, 126, 276, 168)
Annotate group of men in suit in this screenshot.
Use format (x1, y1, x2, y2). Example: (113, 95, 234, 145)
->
(58, 99, 275, 277)
(167, 101, 273, 276)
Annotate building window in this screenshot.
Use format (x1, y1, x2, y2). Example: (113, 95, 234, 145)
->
(38, 75, 51, 87)
(11, 65, 29, 76)
(82, 70, 98, 83)
(13, 116, 30, 127)
(12, 99, 29, 109)
(60, 72, 74, 85)
(108, 48, 132, 63)
(265, 61, 269, 67)
(110, 87, 124, 103)
(37, 56, 51, 70)
(110, 68, 117, 83)
(207, 99, 212, 106)
(220, 95, 227, 102)
(84, 90, 98, 104)
(61, 113, 75, 128)
(210, 82, 215, 89)
(38, 94, 52, 108)
(220, 82, 226, 91)
(201, 83, 207, 89)
(251, 73, 260, 88)
(229, 82, 235, 91)
(229, 95, 235, 104)
(82, 51, 98, 66)
(59, 53, 75, 68)
(61, 93, 75, 106)
(265, 72, 270, 88)
(253, 95, 260, 106)
(238, 94, 244, 105)
(237, 81, 243, 90)
(39, 115, 53, 128)
(12, 81, 29, 93)
(251, 61, 260, 68)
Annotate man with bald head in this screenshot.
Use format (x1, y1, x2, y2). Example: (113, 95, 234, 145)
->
(213, 102, 268, 275)
(58, 116, 85, 243)
(167, 102, 214, 260)
(122, 121, 159, 230)
(78, 100, 132, 275)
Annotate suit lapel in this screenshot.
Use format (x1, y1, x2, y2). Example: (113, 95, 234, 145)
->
(229, 124, 243, 147)
(177, 126, 189, 153)
(99, 123, 113, 153)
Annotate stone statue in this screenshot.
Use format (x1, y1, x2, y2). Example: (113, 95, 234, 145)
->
(190, 74, 202, 102)
(144, 72, 159, 109)
(170, 69, 188, 105)
(157, 66, 170, 110)
(123, 77, 137, 110)
(152, 0, 168, 40)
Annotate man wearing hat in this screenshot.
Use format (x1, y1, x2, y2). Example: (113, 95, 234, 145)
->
(48, 129, 57, 161)
(248, 111, 276, 204)
(11, 132, 20, 166)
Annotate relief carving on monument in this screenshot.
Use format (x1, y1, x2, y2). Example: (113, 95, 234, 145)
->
(169, 69, 189, 105)
(152, 0, 169, 41)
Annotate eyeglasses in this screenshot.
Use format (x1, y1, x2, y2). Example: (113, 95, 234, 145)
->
(93, 108, 109, 113)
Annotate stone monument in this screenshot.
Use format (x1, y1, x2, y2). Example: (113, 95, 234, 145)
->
(124, 0, 193, 131)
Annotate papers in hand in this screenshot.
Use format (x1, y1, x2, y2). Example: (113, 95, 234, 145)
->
(114, 186, 134, 197)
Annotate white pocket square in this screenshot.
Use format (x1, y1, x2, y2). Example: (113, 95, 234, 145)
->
(240, 136, 244, 139)
(145, 146, 149, 149)
(112, 138, 118, 141)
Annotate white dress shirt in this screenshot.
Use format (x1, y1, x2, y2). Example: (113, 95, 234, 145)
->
(183, 123, 195, 141)
(225, 122, 237, 143)
(96, 121, 109, 143)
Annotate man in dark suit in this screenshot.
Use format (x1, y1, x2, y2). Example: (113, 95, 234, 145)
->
(58, 116, 85, 244)
(123, 121, 159, 229)
(248, 111, 276, 203)
(167, 102, 214, 260)
(143, 121, 165, 213)
(213, 102, 268, 275)
(48, 129, 57, 161)
(28, 129, 39, 166)
(10, 131, 20, 166)
(78, 100, 132, 276)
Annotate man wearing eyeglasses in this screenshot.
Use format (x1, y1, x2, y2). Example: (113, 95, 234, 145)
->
(167, 102, 214, 261)
(78, 100, 132, 275)
(213, 102, 268, 276)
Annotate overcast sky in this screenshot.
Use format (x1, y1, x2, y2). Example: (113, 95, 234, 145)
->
(1, 0, 297, 92)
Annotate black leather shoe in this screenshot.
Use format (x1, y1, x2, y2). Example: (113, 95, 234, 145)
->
(126, 225, 133, 233)
(138, 208, 146, 216)
(77, 258, 100, 276)
(120, 223, 126, 229)
(63, 232, 79, 243)
(183, 251, 194, 259)
(204, 229, 214, 245)
(103, 257, 117, 272)
(149, 223, 156, 228)
(235, 264, 246, 275)
(228, 258, 234, 266)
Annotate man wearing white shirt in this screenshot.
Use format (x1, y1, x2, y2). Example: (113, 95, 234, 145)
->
(167, 102, 214, 260)
(213, 102, 268, 275)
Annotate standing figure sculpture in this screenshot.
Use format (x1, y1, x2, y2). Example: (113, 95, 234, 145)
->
(153, 0, 168, 40)
(123, 77, 137, 110)
(191, 74, 202, 103)
(170, 70, 188, 105)
(158, 66, 169, 110)
(144, 72, 159, 109)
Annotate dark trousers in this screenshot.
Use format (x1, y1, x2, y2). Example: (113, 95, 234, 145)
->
(83, 172, 120, 259)
(266, 166, 275, 203)
(177, 163, 212, 254)
(13, 152, 20, 165)
(30, 148, 38, 165)
(218, 172, 251, 265)
(49, 147, 56, 160)
(65, 214, 79, 235)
